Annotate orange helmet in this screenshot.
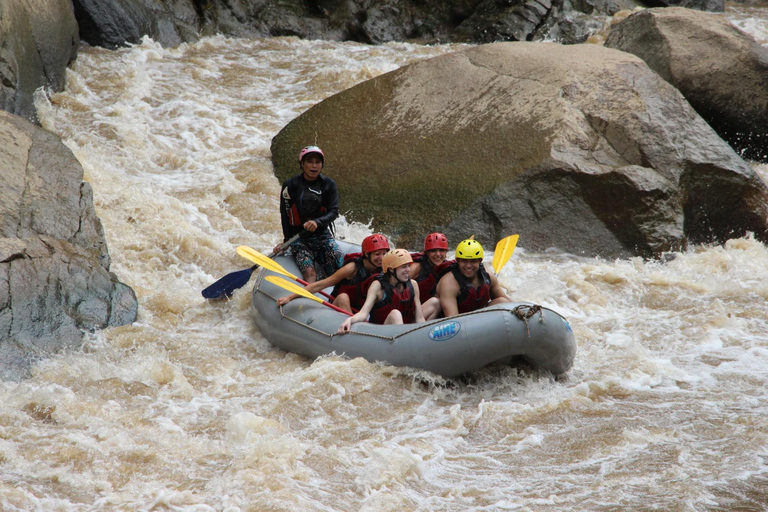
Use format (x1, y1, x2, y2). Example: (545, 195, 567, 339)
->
(362, 234, 390, 255)
(382, 249, 413, 273)
(424, 232, 449, 251)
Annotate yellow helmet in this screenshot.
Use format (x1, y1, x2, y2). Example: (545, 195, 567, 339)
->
(382, 249, 413, 273)
(455, 237, 484, 260)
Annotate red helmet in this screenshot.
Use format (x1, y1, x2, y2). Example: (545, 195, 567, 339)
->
(424, 232, 448, 251)
(362, 234, 390, 254)
(299, 145, 324, 163)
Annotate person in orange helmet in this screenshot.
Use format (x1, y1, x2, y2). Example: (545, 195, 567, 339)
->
(338, 249, 436, 333)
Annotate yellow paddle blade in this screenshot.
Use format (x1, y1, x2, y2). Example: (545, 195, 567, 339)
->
(237, 246, 298, 280)
(492, 234, 519, 274)
(265, 275, 352, 316)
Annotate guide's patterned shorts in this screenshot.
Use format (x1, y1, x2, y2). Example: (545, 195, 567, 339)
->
(290, 235, 344, 280)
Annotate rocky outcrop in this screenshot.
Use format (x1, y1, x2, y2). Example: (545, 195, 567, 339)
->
(0, 0, 79, 122)
(271, 42, 768, 258)
(72, 0, 200, 49)
(605, 7, 768, 162)
(0, 111, 138, 381)
(70, 0, 723, 49)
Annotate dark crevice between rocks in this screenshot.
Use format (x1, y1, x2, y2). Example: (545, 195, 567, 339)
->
(1, 252, 28, 264)
(527, 0, 555, 40)
(481, 200, 506, 245)
(71, 0, 104, 48)
(576, 170, 682, 258)
(191, 0, 209, 22)
(680, 162, 768, 245)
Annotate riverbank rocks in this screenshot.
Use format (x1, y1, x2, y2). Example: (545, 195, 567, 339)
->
(271, 42, 768, 258)
(605, 7, 768, 162)
(0, 0, 79, 122)
(0, 111, 138, 380)
(69, 0, 723, 49)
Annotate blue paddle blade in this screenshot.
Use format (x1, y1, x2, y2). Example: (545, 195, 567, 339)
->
(201, 232, 302, 300)
(201, 265, 256, 299)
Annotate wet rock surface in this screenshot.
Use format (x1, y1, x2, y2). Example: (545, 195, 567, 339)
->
(606, 7, 768, 162)
(0, 111, 138, 380)
(0, 0, 79, 122)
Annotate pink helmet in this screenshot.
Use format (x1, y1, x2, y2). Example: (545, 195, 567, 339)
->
(424, 232, 448, 251)
(299, 145, 324, 163)
(362, 234, 390, 255)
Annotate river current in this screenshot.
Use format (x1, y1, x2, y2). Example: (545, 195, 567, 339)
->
(3, 5, 768, 511)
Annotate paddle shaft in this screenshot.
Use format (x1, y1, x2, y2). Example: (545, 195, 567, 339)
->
(237, 244, 336, 301)
(201, 232, 303, 299)
(262, 232, 302, 263)
(265, 276, 352, 316)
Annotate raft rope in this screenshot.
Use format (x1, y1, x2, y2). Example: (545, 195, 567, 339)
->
(263, 286, 548, 344)
(511, 304, 544, 336)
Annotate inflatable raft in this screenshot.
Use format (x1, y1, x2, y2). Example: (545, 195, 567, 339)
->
(250, 241, 576, 378)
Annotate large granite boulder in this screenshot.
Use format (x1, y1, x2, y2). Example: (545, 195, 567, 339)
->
(0, 111, 138, 380)
(605, 7, 768, 162)
(271, 42, 768, 258)
(0, 0, 79, 122)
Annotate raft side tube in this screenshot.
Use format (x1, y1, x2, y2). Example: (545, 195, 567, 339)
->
(249, 243, 576, 378)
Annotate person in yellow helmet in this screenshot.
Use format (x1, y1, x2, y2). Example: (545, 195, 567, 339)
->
(436, 237, 510, 316)
(338, 249, 435, 333)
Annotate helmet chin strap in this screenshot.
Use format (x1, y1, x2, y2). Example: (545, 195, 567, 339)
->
(390, 268, 408, 285)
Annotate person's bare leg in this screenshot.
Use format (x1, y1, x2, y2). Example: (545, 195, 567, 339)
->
(332, 293, 353, 313)
(489, 297, 511, 306)
(421, 297, 442, 320)
(384, 310, 404, 325)
(302, 266, 317, 284)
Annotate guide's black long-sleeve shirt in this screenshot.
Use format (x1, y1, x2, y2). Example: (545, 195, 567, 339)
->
(279, 173, 339, 242)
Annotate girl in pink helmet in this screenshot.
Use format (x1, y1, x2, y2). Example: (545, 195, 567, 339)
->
(274, 145, 343, 283)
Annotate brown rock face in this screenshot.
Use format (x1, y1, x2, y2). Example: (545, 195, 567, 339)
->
(271, 42, 768, 257)
(605, 7, 768, 162)
(0, 111, 138, 380)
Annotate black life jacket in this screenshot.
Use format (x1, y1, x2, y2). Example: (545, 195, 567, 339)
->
(411, 252, 439, 299)
(288, 184, 326, 227)
(447, 261, 492, 314)
(331, 254, 376, 310)
(369, 274, 416, 324)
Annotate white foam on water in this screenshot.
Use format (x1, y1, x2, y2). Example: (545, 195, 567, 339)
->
(7, 17, 768, 510)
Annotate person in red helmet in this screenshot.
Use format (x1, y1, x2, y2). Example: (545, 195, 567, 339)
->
(409, 232, 449, 319)
(411, 232, 449, 299)
(338, 249, 431, 333)
(436, 237, 510, 316)
(274, 145, 343, 283)
(276, 234, 389, 313)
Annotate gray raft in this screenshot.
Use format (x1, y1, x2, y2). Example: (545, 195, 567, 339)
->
(250, 241, 577, 378)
